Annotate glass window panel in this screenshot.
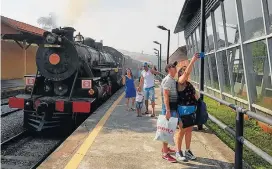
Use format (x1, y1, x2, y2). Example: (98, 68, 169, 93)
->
(224, 0, 239, 45)
(206, 16, 214, 52)
(195, 27, 201, 52)
(191, 67, 196, 82)
(209, 54, 219, 90)
(231, 47, 248, 100)
(247, 40, 272, 110)
(267, 0, 272, 33)
(190, 35, 196, 54)
(187, 37, 192, 58)
(204, 31, 210, 52)
(241, 0, 265, 40)
(204, 57, 211, 87)
(214, 6, 226, 49)
(186, 38, 191, 57)
(218, 51, 231, 93)
(192, 31, 198, 53)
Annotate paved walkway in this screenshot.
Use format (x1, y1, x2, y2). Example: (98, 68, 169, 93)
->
(39, 81, 235, 169)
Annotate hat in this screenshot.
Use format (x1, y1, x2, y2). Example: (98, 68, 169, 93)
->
(143, 62, 148, 67)
(165, 61, 178, 73)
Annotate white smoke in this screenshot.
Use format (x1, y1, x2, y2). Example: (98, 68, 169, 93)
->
(59, 0, 89, 27)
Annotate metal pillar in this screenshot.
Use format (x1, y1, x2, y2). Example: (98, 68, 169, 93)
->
(198, 0, 206, 130)
(235, 109, 244, 169)
(159, 44, 162, 72)
(157, 52, 160, 71)
(167, 30, 170, 64)
(199, 0, 206, 99)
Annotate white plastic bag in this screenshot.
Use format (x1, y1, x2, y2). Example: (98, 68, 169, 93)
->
(154, 115, 178, 146)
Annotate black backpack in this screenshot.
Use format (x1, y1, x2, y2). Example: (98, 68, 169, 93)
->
(195, 99, 208, 125)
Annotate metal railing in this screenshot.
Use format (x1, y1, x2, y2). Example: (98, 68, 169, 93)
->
(156, 72, 272, 168)
(199, 91, 272, 168)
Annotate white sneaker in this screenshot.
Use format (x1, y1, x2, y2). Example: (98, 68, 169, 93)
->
(175, 151, 188, 162)
(185, 150, 196, 160)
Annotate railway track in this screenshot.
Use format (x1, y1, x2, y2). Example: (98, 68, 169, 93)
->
(1, 91, 24, 143)
(1, 130, 65, 169)
(1, 88, 24, 99)
(1, 89, 23, 117)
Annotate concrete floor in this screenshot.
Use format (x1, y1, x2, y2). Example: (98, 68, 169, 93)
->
(39, 82, 235, 169)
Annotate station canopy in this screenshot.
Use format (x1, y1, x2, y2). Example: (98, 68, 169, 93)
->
(1, 15, 46, 45)
(174, 0, 201, 33)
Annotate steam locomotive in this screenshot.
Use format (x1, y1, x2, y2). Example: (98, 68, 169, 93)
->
(8, 27, 126, 131)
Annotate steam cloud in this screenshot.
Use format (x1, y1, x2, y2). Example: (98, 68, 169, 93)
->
(60, 0, 88, 27)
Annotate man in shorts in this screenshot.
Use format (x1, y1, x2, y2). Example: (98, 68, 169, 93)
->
(138, 62, 159, 117)
(161, 61, 179, 163)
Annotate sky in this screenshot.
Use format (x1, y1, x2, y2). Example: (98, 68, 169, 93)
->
(1, 0, 185, 60)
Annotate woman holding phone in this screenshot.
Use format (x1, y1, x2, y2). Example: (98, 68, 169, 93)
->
(175, 53, 199, 162)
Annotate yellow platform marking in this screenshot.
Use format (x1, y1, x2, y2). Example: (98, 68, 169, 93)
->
(64, 92, 125, 169)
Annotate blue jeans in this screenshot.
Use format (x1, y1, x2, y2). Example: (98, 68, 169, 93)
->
(144, 87, 155, 102)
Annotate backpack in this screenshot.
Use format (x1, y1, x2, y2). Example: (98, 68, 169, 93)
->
(195, 99, 208, 125)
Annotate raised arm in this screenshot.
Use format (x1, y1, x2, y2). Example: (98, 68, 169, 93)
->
(122, 75, 126, 85)
(150, 69, 160, 75)
(139, 75, 144, 88)
(178, 53, 199, 84)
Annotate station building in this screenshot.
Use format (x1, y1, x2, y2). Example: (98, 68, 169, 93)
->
(174, 0, 272, 115)
(1, 16, 45, 80)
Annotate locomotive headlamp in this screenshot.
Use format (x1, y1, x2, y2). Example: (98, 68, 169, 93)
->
(49, 53, 60, 65)
(46, 33, 57, 44)
(74, 32, 84, 43)
(54, 83, 68, 96)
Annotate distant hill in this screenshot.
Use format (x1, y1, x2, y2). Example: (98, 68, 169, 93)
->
(117, 49, 166, 69)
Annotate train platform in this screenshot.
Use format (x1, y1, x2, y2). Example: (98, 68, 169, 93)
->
(39, 81, 235, 169)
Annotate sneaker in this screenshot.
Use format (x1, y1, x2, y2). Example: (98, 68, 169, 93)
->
(161, 147, 176, 154)
(185, 150, 196, 160)
(162, 154, 177, 163)
(168, 147, 176, 153)
(175, 151, 188, 162)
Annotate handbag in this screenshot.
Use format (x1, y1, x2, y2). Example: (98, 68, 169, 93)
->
(180, 113, 196, 128)
(195, 99, 208, 125)
(177, 105, 197, 128)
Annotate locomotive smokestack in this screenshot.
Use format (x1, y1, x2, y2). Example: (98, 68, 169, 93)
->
(62, 27, 76, 41)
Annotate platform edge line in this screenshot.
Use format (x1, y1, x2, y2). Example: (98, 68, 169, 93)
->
(64, 92, 125, 169)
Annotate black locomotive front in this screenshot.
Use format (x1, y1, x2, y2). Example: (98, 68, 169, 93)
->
(9, 27, 124, 131)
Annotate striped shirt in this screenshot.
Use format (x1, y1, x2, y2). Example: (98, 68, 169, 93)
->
(161, 74, 178, 110)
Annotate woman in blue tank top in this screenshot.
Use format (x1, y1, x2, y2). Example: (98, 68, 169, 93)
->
(122, 68, 136, 111)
